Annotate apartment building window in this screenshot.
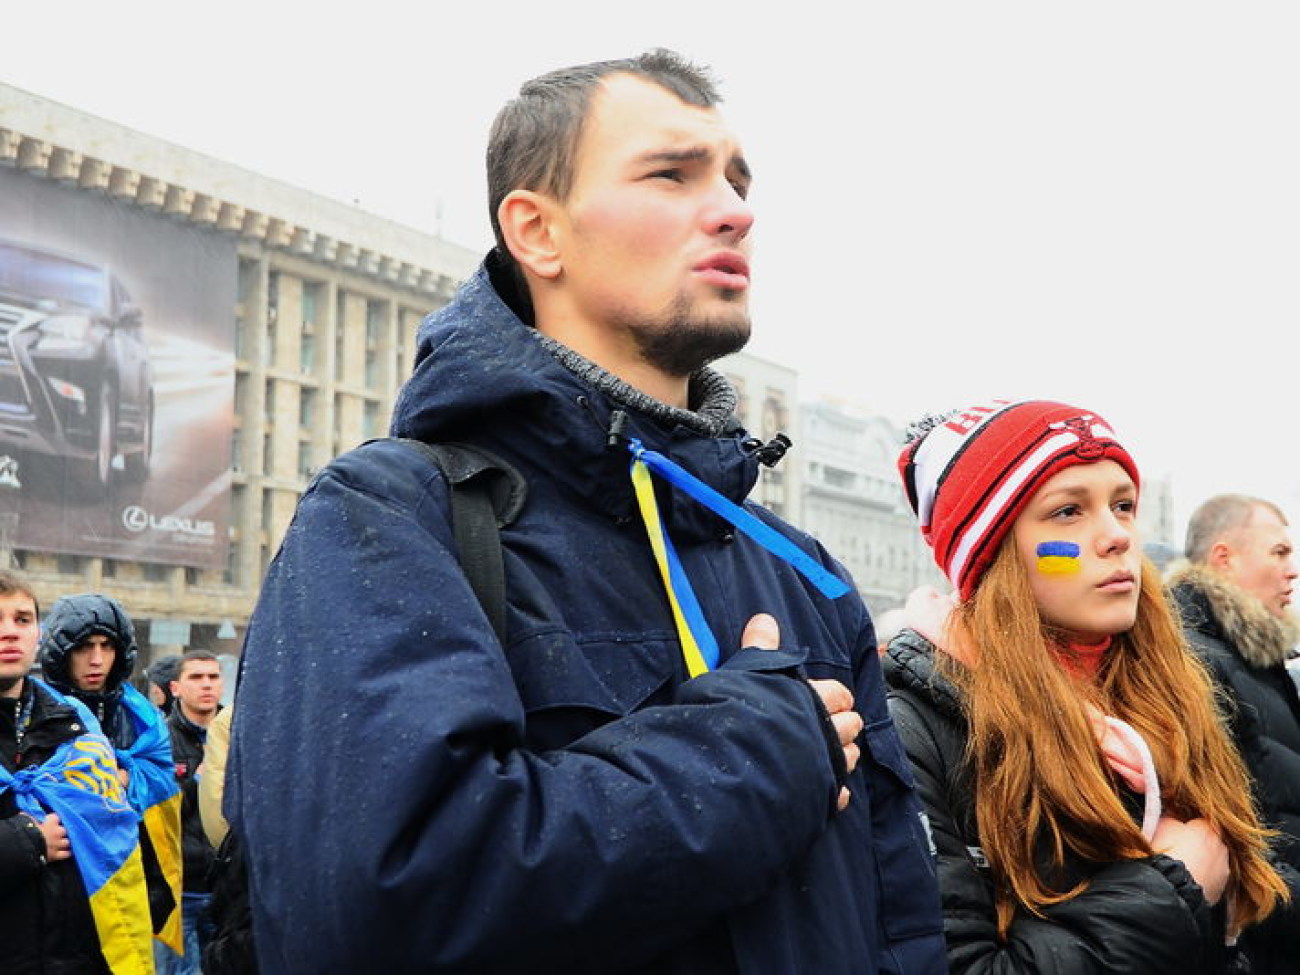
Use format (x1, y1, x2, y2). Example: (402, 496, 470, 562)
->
(56, 554, 84, 575)
(265, 271, 280, 368)
(223, 536, 238, 586)
(362, 400, 381, 441)
(334, 292, 348, 381)
(299, 388, 317, 430)
(824, 466, 856, 491)
(298, 442, 314, 479)
(301, 282, 320, 374)
(102, 559, 117, 579)
(235, 259, 259, 361)
(364, 300, 384, 390)
(143, 563, 169, 583)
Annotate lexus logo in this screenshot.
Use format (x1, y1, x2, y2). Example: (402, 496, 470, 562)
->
(122, 505, 149, 533)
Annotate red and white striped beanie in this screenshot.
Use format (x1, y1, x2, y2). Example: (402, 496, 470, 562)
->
(897, 400, 1140, 600)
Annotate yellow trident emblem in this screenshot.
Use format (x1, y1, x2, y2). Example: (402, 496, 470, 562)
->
(63, 736, 129, 810)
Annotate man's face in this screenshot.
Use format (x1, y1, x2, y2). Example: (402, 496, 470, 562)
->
(69, 634, 117, 693)
(547, 73, 755, 378)
(0, 591, 39, 698)
(1222, 505, 1297, 618)
(170, 658, 223, 719)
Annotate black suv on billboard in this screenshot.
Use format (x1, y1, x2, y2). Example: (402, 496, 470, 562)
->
(0, 239, 154, 497)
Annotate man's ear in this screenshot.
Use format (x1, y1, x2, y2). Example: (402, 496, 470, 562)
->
(1207, 540, 1234, 572)
(497, 190, 563, 280)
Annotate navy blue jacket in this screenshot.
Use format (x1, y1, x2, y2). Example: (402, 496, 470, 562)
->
(229, 258, 944, 974)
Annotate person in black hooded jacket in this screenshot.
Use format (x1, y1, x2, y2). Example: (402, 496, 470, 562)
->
(39, 592, 184, 959)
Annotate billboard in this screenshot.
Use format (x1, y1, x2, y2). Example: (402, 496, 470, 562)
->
(0, 166, 236, 569)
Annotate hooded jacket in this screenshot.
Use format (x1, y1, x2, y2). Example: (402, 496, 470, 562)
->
(1168, 564, 1300, 870)
(38, 593, 183, 946)
(38, 593, 139, 744)
(229, 255, 945, 974)
(884, 629, 1234, 974)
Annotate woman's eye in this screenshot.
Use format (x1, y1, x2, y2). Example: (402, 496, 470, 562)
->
(651, 169, 684, 182)
(1051, 504, 1081, 520)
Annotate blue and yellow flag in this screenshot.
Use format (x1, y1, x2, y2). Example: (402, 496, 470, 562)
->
(117, 683, 183, 953)
(0, 680, 154, 974)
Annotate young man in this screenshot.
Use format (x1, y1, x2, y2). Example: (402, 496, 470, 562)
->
(159, 650, 223, 975)
(1168, 494, 1300, 974)
(0, 573, 152, 973)
(231, 50, 944, 973)
(39, 594, 185, 957)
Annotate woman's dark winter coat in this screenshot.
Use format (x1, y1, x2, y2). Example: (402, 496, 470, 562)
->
(885, 628, 1235, 973)
(1169, 564, 1300, 868)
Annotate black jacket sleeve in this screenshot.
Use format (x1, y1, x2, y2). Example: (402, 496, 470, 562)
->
(0, 811, 47, 896)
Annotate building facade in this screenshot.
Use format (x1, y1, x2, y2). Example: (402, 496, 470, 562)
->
(799, 400, 945, 619)
(1, 82, 477, 671)
(715, 350, 801, 522)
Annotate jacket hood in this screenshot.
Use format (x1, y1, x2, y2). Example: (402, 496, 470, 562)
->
(389, 254, 764, 540)
(39, 593, 138, 695)
(1168, 562, 1300, 669)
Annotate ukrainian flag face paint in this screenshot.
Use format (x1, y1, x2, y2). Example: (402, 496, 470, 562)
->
(1036, 540, 1082, 576)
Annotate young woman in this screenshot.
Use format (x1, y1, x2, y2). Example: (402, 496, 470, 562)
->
(885, 399, 1292, 973)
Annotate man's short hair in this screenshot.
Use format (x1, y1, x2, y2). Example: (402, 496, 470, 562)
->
(486, 49, 721, 267)
(1184, 493, 1288, 564)
(0, 569, 39, 616)
(175, 648, 218, 677)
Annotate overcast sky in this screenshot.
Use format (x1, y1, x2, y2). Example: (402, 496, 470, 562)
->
(6, 2, 1299, 539)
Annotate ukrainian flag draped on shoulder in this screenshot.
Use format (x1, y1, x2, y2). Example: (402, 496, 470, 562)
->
(0, 679, 154, 974)
(117, 682, 183, 952)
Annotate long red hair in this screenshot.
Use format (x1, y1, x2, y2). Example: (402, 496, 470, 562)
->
(941, 542, 1288, 937)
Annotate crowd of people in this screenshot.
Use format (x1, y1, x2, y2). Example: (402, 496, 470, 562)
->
(4, 47, 1300, 975)
(1, 585, 227, 974)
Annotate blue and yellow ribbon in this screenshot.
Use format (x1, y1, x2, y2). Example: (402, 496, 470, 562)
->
(0, 681, 153, 974)
(628, 438, 851, 677)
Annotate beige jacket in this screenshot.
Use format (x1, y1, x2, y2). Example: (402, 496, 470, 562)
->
(198, 703, 232, 847)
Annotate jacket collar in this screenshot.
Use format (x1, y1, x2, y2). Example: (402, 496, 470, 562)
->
(1168, 562, 1300, 668)
(390, 260, 762, 541)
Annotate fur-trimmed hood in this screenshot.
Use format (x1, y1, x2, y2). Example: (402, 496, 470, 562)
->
(1167, 562, 1300, 669)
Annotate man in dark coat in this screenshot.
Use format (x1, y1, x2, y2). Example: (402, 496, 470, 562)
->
(1169, 493, 1300, 972)
(0, 572, 111, 974)
(159, 650, 224, 975)
(229, 49, 945, 974)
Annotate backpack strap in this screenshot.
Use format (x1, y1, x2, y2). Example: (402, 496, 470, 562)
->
(392, 440, 527, 646)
